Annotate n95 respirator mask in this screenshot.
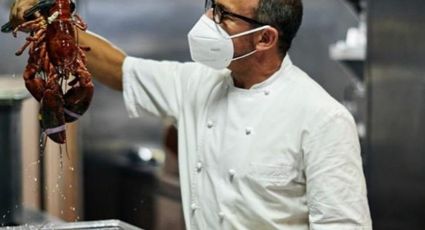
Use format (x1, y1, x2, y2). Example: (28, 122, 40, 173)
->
(188, 15, 270, 70)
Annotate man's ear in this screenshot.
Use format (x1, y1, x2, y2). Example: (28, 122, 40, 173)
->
(256, 27, 279, 51)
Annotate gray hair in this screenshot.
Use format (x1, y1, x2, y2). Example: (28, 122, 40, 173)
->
(255, 0, 303, 56)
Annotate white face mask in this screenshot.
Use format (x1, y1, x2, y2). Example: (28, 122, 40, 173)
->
(188, 15, 270, 70)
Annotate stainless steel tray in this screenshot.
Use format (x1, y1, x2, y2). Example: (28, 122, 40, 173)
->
(0, 219, 143, 230)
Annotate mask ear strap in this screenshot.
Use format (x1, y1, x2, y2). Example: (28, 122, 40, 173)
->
(232, 50, 257, 61)
(229, 25, 271, 39)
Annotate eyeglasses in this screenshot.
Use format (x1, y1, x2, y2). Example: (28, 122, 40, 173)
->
(208, 2, 266, 26)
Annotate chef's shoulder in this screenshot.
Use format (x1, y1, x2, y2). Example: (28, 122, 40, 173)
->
(288, 65, 355, 129)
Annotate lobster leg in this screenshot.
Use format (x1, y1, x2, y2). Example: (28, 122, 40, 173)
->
(22, 41, 48, 101)
(63, 59, 94, 123)
(73, 14, 88, 31)
(13, 17, 46, 37)
(16, 28, 46, 56)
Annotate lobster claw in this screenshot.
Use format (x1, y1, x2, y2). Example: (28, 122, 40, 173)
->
(23, 63, 46, 101)
(40, 79, 66, 144)
(64, 73, 94, 123)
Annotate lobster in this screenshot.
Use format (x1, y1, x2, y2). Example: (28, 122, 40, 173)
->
(6, 0, 94, 144)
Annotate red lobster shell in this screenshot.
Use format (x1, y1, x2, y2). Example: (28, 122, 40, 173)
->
(13, 0, 93, 144)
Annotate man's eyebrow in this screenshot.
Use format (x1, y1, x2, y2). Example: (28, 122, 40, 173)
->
(216, 2, 230, 11)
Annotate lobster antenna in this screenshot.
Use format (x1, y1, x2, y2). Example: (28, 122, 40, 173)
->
(65, 139, 71, 161)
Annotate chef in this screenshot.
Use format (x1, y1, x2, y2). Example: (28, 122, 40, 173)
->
(9, 0, 372, 229)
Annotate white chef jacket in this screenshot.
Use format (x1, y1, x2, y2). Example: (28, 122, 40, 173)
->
(122, 55, 372, 230)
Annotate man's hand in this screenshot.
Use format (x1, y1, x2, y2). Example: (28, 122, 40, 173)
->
(9, 0, 38, 28)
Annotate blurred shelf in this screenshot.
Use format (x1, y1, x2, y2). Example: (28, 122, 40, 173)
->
(330, 42, 365, 80)
(0, 76, 29, 104)
(330, 42, 365, 61)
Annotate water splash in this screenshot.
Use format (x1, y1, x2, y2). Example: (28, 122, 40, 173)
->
(59, 145, 64, 170)
(39, 132, 47, 157)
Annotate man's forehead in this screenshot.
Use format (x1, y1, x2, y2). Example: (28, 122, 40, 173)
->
(215, 0, 259, 15)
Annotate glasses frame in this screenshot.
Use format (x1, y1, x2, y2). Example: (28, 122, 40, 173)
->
(210, 3, 266, 26)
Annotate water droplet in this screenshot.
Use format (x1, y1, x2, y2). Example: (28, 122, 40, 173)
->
(69, 184, 73, 188)
(2, 214, 6, 219)
(56, 183, 59, 188)
(60, 210, 64, 215)
(15, 205, 18, 209)
(34, 177, 38, 182)
(69, 166, 75, 171)
(70, 206, 76, 211)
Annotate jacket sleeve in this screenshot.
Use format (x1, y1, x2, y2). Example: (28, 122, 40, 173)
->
(122, 56, 202, 121)
(303, 109, 372, 230)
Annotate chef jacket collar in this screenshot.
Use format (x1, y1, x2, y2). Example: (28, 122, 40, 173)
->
(226, 54, 293, 92)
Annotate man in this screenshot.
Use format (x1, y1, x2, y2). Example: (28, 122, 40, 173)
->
(9, 0, 372, 229)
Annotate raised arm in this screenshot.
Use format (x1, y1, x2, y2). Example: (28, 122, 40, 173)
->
(9, 0, 126, 91)
(77, 30, 126, 91)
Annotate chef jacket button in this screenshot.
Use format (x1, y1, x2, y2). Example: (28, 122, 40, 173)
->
(228, 169, 236, 179)
(207, 120, 214, 129)
(218, 211, 225, 219)
(196, 162, 203, 172)
(191, 203, 198, 211)
(245, 127, 253, 135)
(264, 90, 270, 96)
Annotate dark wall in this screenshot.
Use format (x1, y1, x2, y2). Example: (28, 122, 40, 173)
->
(366, 0, 425, 229)
(291, 0, 358, 100)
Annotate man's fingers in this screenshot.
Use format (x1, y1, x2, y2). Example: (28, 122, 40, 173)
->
(10, 0, 39, 28)
(9, 1, 16, 20)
